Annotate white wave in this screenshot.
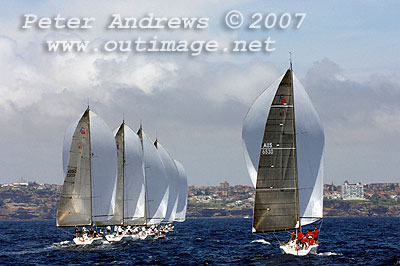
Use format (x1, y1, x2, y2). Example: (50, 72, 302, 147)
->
(251, 239, 270, 245)
(318, 251, 342, 256)
(46, 240, 72, 249)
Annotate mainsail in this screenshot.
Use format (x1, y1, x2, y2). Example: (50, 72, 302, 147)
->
(57, 108, 118, 227)
(97, 122, 146, 226)
(137, 127, 169, 225)
(154, 140, 180, 223)
(174, 159, 188, 222)
(242, 68, 324, 233)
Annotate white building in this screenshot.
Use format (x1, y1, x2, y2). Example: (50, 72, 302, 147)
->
(341, 181, 364, 200)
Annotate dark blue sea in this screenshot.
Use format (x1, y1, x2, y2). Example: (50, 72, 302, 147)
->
(0, 217, 399, 265)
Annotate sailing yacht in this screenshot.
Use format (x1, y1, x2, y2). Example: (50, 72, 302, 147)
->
(137, 126, 169, 228)
(242, 63, 324, 256)
(57, 107, 118, 245)
(101, 121, 146, 242)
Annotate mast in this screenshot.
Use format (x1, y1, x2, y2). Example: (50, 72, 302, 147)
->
(121, 122, 125, 225)
(137, 124, 148, 227)
(88, 107, 93, 225)
(289, 59, 301, 232)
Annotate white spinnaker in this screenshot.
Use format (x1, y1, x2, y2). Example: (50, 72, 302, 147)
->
(155, 141, 179, 223)
(293, 75, 324, 226)
(89, 111, 118, 223)
(242, 76, 284, 187)
(124, 124, 146, 225)
(174, 160, 188, 222)
(141, 131, 169, 225)
(96, 123, 124, 226)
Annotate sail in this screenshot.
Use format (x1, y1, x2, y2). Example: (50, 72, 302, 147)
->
(242, 76, 285, 188)
(89, 111, 118, 224)
(96, 124, 124, 226)
(242, 68, 324, 233)
(62, 120, 78, 176)
(174, 160, 188, 222)
(96, 123, 146, 226)
(155, 141, 179, 223)
(57, 108, 118, 226)
(58, 110, 92, 226)
(138, 128, 169, 225)
(123, 124, 146, 225)
(293, 76, 324, 226)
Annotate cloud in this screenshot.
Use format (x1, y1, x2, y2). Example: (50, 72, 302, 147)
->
(304, 58, 400, 183)
(1, 1, 399, 186)
(0, 26, 280, 185)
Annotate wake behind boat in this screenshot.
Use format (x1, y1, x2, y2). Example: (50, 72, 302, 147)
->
(242, 61, 325, 256)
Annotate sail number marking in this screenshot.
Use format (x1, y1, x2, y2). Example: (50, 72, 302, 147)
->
(261, 142, 273, 155)
(67, 168, 77, 177)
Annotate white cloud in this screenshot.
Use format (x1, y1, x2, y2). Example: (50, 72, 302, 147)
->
(0, 1, 399, 186)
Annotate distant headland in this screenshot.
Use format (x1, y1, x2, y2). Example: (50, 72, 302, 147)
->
(0, 181, 399, 221)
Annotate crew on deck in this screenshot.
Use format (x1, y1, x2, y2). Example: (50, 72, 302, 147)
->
(289, 229, 319, 249)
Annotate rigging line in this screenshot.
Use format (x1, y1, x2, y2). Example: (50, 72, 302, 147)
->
(59, 227, 76, 237)
(318, 218, 323, 231)
(273, 232, 282, 246)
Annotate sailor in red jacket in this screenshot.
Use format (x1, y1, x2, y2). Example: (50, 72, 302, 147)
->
(296, 231, 304, 247)
(290, 232, 297, 241)
(312, 229, 319, 242)
(296, 231, 304, 241)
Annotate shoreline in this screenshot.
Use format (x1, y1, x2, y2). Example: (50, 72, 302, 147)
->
(1, 215, 400, 222)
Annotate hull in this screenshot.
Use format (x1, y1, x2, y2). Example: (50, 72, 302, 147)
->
(105, 233, 124, 242)
(130, 235, 140, 240)
(73, 236, 103, 245)
(279, 241, 318, 256)
(139, 232, 148, 240)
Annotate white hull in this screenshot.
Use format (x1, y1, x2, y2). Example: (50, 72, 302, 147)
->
(121, 233, 140, 240)
(73, 236, 103, 245)
(130, 235, 140, 240)
(139, 232, 149, 240)
(105, 233, 124, 242)
(279, 241, 318, 256)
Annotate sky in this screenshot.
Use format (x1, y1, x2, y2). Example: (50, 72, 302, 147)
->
(0, 1, 399, 186)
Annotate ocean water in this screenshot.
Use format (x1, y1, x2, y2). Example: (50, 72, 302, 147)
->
(0, 217, 399, 265)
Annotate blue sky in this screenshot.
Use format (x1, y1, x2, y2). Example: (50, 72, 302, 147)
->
(0, 1, 399, 186)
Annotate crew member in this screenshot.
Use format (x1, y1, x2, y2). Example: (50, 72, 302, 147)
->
(312, 229, 319, 242)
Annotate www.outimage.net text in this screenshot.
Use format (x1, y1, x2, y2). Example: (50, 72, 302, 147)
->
(21, 12, 306, 56)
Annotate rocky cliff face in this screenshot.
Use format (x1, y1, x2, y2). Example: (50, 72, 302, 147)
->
(323, 199, 400, 217)
(0, 185, 60, 221)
